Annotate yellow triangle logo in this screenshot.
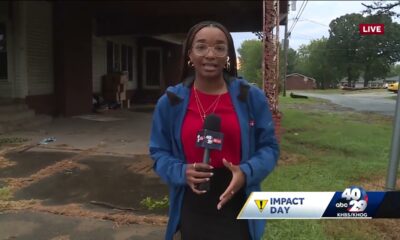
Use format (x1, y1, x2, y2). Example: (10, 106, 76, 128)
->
(254, 199, 268, 212)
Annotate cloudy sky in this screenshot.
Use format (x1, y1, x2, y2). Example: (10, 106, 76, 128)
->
(232, 1, 400, 55)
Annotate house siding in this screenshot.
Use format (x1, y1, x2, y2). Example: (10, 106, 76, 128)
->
(10, 2, 29, 99)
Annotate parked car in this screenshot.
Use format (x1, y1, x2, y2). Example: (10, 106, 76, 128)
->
(388, 82, 399, 93)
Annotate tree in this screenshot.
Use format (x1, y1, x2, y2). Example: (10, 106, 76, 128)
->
(327, 13, 365, 86)
(388, 64, 400, 77)
(279, 44, 298, 80)
(286, 48, 298, 75)
(295, 38, 339, 89)
(362, 1, 400, 18)
(237, 40, 263, 87)
(358, 14, 400, 86)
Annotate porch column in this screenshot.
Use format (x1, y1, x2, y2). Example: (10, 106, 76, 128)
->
(54, 2, 92, 116)
(263, 0, 281, 141)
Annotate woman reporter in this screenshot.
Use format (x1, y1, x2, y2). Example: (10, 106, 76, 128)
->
(149, 21, 279, 240)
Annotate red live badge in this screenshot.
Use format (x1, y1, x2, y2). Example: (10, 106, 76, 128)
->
(359, 24, 384, 35)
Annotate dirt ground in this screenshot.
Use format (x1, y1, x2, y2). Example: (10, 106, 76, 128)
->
(1, 100, 399, 239)
(0, 109, 168, 239)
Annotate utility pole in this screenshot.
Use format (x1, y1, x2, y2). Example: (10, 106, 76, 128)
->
(282, 1, 289, 97)
(386, 90, 400, 191)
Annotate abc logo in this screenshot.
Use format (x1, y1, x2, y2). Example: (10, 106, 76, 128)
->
(338, 186, 368, 212)
(335, 202, 348, 208)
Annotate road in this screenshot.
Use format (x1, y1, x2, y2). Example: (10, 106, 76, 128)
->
(292, 90, 398, 116)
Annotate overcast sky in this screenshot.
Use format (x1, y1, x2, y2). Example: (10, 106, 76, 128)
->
(232, 1, 400, 55)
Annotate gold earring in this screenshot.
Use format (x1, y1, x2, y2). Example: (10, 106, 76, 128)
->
(187, 60, 194, 67)
(225, 57, 231, 71)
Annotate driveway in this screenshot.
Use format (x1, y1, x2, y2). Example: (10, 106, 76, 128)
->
(292, 90, 398, 116)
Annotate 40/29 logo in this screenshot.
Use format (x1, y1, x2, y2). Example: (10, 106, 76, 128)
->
(336, 186, 368, 213)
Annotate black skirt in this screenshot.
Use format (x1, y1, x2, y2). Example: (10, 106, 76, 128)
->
(179, 168, 250, 240)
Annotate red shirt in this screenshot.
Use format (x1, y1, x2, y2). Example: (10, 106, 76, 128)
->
(181, 86, 241, 168)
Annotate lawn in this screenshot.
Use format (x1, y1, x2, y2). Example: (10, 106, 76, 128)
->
(293, 88, 388, 95)
(386, 95, 399, 100)
(262, 96, 399, 240)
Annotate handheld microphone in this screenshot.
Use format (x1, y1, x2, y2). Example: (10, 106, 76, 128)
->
(195, 114, 224, 191)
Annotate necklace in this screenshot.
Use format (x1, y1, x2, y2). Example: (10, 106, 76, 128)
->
(193, 86, 222, 122)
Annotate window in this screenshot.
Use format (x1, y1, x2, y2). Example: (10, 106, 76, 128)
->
(106, 42, 133, 81)
(0, 23, 7, 80)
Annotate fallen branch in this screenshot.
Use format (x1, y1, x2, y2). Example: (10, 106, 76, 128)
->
(89, 201, 139, 212)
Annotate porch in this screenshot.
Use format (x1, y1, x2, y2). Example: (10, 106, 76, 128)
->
(0, 1, 287, 117)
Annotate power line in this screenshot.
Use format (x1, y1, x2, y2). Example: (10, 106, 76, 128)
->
(288, 0, 309, 35)
(287, 1, 306, 34)
(300, 18, 330, 28)
(287, 6, 303, 34)
(291, 32, 318, 39)
(288, 18, 329, 28)
(292, 1, 308, 33)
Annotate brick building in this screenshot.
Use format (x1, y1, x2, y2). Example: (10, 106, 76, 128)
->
(286, 73, 316, 90)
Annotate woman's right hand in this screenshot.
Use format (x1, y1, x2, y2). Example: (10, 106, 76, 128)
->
(186, 162, 214, 194)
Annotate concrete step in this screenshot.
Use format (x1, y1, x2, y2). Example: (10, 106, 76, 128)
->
(0, 101, 53, 134)
(0, 98, 28, 114)
(20, 114, 53, 130)
(0, 103, 29, 113)
(0, 109, 36, 123)
(0, 114, 52, 134)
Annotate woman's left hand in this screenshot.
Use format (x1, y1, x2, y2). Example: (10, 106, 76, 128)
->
(217, 158, 246, 210)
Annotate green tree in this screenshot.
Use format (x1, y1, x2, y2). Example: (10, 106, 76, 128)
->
(358, 14, 400, 86)
(279, 44, 298, 80)
(287, 48, 298, 74)
(363, 1, 400, 18)
(237, 40, 263, 87)
(295, 38, 339, 89)
(328, 13, 365, 86)
(327, 13, 400, 87)
(388, 64, 400, 77)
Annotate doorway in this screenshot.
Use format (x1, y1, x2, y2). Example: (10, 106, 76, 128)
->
(142, 47, 162, 90)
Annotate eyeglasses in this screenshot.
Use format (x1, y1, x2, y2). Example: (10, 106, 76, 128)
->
(192, 43, 228, 57)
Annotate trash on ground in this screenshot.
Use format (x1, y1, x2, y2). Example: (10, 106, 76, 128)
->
(290, 92, 309, 99)
(40, 137, 56, 145)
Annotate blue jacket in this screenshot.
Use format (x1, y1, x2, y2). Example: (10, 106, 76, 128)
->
(149, 76, 279, 240)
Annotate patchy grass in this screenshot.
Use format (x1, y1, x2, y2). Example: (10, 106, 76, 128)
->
(385, 95, 399, 100)
(294, 89, 387, 95)
(279, 95, 325, 105)
(140, 196, 169, 210)
(0, 137, 28, 147)
(262, 97, 399, 240)
(290, 89, 344, 94)
(0, 187, 12, 201)
(265, 220, 325, 240)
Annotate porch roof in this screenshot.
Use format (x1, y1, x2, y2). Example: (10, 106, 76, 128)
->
(91, 1, 288, 36)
